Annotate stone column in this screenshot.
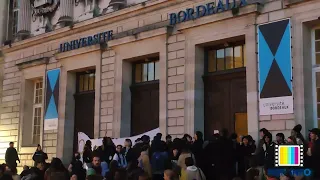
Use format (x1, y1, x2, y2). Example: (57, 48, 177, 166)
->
(17, 0, 31, 39)
(58, 0, 73, 25)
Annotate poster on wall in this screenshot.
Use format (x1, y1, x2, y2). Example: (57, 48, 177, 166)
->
(44, 69, 60, 130)
(258, 19, 293, 115)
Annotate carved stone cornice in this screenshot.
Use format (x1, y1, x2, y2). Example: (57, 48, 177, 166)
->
(15, 51, 55, 69)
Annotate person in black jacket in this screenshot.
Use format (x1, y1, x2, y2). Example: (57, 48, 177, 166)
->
(68, 152, 86, 180)
(191, 131, 204, 170)
(123, 139, 135, 163)
(32, 145, 48, 167)
(5, 142, 20, 172)
(238, 136, 255, 179)
(262, 132, 275, 169)
(0, 164, 13, 180)
(308, 128, 320, 179)
(95, 137, 116, 165)
(83, 140, 93, 169)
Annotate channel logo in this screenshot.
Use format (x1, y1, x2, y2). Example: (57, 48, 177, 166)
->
(275, 145, 304, 167)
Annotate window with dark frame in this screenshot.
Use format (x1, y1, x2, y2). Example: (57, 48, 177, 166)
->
(133, 59, 159, 83)
(207, 43, 246, 73)
(8, 0, 19, 39)
(77, 71, 96, 93)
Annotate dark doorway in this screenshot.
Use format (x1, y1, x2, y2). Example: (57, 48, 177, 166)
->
(130, 59, 159, 136)
(203, 42, 247, 139)
(73, 70, 95, 152)
(203, 70, 247, 139)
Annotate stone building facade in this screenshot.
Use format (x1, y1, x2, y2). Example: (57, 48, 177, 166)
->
(0, 0, 320, 168)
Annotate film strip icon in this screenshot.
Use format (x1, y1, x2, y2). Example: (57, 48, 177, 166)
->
(274, 145, 304, 167)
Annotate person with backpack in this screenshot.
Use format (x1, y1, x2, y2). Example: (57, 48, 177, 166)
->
(184, 157, 206, 180)
(113, 145, 127, 168)
(151, 144, 170, 180)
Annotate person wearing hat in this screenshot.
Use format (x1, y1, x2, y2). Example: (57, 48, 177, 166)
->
(308, 128, 320, 179)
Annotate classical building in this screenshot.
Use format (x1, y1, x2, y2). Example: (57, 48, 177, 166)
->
(0, 0, 320, 167)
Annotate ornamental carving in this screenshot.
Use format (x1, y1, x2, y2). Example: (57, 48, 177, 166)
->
(31, 0, 60, 22)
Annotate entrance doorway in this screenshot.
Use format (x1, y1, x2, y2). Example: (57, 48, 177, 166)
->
(73, 70, 95, 152)
(130, 59, 159, 136)
(203, 42, 247, 139)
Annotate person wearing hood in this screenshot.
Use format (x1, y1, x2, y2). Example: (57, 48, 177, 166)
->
(184, 157, 206, 180)
(32, 145, 48, 167)
(191, 131, 204, 170)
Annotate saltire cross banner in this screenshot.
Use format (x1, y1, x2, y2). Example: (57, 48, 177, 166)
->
(44, 68, 60, 130)
(258, 19, 293, 115)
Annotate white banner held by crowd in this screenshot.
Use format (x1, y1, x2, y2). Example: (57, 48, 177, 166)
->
(78, 128, 160, 153)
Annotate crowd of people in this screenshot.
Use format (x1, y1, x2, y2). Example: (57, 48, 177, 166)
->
(1, 125, 320, 180)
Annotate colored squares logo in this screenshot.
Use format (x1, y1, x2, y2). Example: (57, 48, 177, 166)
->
(275, 145, 303, 167)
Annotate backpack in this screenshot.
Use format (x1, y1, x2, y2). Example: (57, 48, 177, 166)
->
(151, 152, 167, 172)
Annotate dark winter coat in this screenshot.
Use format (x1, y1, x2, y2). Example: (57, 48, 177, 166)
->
(5, 147, 19, 169)
(262, 142, 275, 168)
(311, 139, 320, 178)
(95, 145, 116, 164)
(82, 146, 92, 164)
(123, 147, 135, 164)
(33, 150, 48, 165)
(191, 139, 204, 169)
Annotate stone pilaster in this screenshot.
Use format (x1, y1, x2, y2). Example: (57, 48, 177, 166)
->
(167, 33, 186, 138)
(17, 0, 31, 39)
(100, 49, 115, 138)
(58, 0, 73, 25)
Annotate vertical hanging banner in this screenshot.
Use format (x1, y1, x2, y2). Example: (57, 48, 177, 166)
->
(44, 69, 60, 130)
(258, 19, 293, 115)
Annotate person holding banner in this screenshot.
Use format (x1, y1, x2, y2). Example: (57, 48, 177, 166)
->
(95, 137, 116, 166)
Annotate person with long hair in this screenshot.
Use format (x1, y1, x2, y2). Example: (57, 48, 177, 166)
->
(44, 158, 69, 180)
(291, 124, 306, 145)
(287, 136, 297, 145)
(261, 132, 275, 169)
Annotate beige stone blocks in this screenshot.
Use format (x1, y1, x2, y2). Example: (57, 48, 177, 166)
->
(167, 33, 186, 137)
(260, 120, 286, 131)
(100, 49, 116, 138)
(168, 126, 184, 135)
(259, 113, 295, 137)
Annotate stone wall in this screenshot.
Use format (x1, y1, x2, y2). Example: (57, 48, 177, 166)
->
(167, 33, 186, 138)
(100, 49, 116, 138)
(0, 51, 60, 171)
(0, 54, 21, 164)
